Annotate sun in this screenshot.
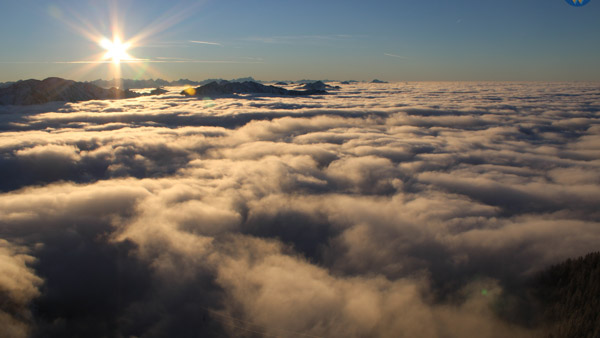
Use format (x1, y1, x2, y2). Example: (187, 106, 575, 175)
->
(100, 37, 132, 64)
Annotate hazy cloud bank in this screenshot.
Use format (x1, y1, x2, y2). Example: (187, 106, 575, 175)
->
(0, 82, 598, 337)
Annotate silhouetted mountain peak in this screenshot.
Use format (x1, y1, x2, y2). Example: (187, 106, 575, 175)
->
(299, 81, 340, 91)
(0, 77, 141, 105)
(181, 81, 327, 97)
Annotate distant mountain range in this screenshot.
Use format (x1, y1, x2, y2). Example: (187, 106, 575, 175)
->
(87, 77, 259, 89)
(181, 81, 328, 97)
(67, 77, 362, 89)
(0, 77, 147, 105)
(0, 77, 368, 91)
(0, 77, 333, 105)
(297, 80, 340, 91)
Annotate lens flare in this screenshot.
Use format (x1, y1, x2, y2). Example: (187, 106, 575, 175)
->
(202, 97, 215, 108)
(183, 87, 196, 96)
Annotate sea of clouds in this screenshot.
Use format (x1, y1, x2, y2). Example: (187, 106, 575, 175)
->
(0, 82, 599, 337)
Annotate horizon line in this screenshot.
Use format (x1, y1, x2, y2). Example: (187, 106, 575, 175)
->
(1, 76, 599, 84)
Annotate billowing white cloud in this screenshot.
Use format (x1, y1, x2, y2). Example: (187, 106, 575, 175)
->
(0, 82, 598, 336)
(0, 240, 42, 338)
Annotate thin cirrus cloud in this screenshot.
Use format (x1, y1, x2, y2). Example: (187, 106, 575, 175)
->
(189, 40, 223, 46)
(0, 82, 599, 337)
(384, 52, 408, 59)
(245, 34, 364, 44)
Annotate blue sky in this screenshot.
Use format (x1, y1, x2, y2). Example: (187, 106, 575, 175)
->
(0, 0, 598, 82)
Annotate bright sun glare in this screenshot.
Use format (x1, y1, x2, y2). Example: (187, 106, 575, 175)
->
(100, 37, 132, 64)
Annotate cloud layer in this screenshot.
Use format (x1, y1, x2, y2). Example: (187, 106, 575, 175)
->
(0, 82, 599, 337)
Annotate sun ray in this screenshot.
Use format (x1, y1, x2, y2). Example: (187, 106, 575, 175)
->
(46, 1, 210, 82)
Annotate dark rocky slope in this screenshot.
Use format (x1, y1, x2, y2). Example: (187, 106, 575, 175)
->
(533, 252, 600, 338)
